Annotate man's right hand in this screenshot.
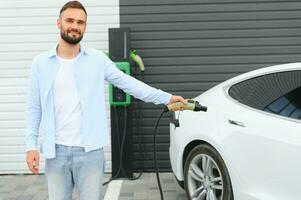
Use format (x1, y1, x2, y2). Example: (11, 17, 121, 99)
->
(26, 150, 40, 174)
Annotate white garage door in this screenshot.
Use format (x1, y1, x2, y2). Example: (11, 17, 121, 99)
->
(0, 0, 119, 174)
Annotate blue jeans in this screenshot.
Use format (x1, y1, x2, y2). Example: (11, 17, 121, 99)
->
(45, 144, 105, 200)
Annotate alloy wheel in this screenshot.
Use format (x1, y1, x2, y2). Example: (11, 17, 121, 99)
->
(187, 154, 223, 200)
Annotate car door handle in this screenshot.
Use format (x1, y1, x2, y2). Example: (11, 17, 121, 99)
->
(228, 119, 245, 127)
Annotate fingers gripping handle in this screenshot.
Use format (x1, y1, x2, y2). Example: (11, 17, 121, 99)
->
(165, 99, 207, 112)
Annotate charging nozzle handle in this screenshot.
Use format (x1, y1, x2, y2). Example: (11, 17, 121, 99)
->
(165, 99, 207, 112)
(130, 50, 145, 72)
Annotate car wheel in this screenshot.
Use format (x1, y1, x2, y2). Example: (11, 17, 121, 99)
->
(184, 144, 233, 200)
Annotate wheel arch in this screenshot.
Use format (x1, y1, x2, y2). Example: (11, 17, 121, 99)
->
(183, 140, 212, 172)
(182, 139, 235, 200)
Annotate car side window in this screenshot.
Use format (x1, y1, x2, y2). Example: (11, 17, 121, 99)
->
(264, 87, 301, 120)
(229, 70, 301, 120)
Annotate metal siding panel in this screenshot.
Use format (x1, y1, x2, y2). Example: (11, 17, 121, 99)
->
(121, 2, 301, 14)
(123, 20, 301, 31)
(121, 0, 301, 5)
(122, 11, 301, 23)
(137, 46, 301, 57)
(0, 0, 120, 174)
(120, 1, 301, 171)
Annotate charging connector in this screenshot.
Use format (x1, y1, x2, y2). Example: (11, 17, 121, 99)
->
(165, 99, 207, 112)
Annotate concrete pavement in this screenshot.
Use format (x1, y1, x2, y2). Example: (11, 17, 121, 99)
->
(0, 173, 187, 200)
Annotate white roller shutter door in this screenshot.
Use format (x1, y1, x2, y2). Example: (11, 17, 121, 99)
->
(0, 0, 119, 174)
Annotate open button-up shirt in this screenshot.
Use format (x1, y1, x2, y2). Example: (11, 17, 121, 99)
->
(25, 46, 172, 159)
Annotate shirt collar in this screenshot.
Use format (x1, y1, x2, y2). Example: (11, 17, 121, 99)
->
(48, 44, 87, 58)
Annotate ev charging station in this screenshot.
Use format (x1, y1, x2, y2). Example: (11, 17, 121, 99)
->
(108, 28, 133, 179)
(108, 27, 146, 180)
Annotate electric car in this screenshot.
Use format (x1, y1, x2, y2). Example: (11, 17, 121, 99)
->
(169, 63, 301, 200)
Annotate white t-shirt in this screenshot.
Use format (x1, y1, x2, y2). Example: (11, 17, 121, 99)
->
(53, 56, 83, 147)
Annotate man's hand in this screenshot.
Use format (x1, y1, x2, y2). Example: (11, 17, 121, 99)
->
(26, 150, 40, 174)
(168, 95, 188, 111)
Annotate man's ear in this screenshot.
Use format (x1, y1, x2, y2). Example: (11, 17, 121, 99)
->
(56, 18, 61, 30)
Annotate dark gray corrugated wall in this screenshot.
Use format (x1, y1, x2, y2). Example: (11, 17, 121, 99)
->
(120, 0, 301, 171)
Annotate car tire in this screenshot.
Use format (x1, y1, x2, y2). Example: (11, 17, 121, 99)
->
(184, 144, 233, 200)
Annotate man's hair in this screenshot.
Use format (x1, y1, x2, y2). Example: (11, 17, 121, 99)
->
(59, 1, 87, 17)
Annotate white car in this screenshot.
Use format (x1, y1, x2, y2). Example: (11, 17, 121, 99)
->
(169, 63, 301, 200)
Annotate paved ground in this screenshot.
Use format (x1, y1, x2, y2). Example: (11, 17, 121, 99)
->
(119, 173, 187, 200)
(0, 173, 187, 200)
(0, 174, 49, 200)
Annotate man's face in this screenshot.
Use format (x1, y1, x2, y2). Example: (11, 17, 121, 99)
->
(57, 8, 87, 45)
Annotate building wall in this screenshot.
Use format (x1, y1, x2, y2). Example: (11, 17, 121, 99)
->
(2, 0, 301, 174)
(120, 0, 301, 171)
(0, 0, 119, 174)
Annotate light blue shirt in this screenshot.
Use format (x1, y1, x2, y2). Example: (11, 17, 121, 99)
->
(25, 46, 172, 159)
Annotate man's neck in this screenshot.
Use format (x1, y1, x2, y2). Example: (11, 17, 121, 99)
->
(56, 40, 80, 59)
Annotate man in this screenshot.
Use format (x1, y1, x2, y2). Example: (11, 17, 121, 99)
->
(25, 1, 186, 200)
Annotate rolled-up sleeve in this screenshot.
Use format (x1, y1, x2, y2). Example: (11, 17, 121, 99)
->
(25, 58, 41, 151)
(104, 57, 172, 105)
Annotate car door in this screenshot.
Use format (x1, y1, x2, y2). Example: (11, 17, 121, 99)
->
(222, 69, 301, 200)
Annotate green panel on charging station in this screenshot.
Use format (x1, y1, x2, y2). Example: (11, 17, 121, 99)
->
(109, 62, 131, 106)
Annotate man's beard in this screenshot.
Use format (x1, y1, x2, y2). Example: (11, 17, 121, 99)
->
(60, 29, 83, 45)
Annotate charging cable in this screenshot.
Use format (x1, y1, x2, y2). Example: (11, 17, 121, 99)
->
(153, 99, 207, 200)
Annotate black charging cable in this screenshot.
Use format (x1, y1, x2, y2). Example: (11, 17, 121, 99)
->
(130, 64, 145, 179)
(103, 107, 127, 185)
(130, 97, 144, 179)
(115, 107, 129, 178)
(153, 109, 168, 200)
(103, 105, 145, 185)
